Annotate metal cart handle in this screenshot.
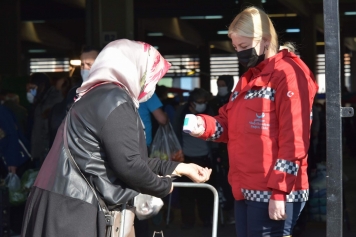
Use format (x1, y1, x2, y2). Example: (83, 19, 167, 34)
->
(172, 182, 219, 237)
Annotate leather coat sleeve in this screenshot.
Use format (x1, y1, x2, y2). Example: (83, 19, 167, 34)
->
(100, 102, 176, 198)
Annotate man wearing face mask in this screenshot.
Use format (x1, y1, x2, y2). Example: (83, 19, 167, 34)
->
(80, 46, 100, 82)
(65, 46, 100, 110)
(210, 75, 235, 115)
(172, 88, 215, 229)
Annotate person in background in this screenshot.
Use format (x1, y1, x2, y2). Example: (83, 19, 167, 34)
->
(151, 85, 179, 139)
(209, 75, 236, 225)
(155, 85, 177, 122)
(0, 103, 32, 236)
(48, 77, 73, 146)
(136, 92, 168, 237)
(27, 73, 62, 167)
(173, 88, 215, 229)
(138, 92, 168, 149)
(187, 6, 318, 237)
(210, 75, 235, 114)
(0, 104, 30, 177)
(65, 46, 101, 110)
(80, 45, 100, 82)
(3, 93, 28, 135)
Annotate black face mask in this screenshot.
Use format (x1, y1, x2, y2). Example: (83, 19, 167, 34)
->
(236, 46, 265, 69)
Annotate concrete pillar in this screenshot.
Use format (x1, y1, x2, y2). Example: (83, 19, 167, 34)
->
(300, 15, 317, 75)
(199, 44, 211, 92)
(89, 0, 134, 48)
(0, 0, 21, 76)
(340, 38, 346, 90)
(350, 51, 356, 93)
(85, 0, 94, 46)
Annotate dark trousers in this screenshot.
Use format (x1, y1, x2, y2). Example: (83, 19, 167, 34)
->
(234, 200, 305, 237)
(178, 155, 214, 226)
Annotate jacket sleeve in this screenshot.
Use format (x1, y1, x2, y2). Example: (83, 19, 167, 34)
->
(267, 75, 316, 200)
(100, 102, 174, 198)
(199, 103, 229, 143)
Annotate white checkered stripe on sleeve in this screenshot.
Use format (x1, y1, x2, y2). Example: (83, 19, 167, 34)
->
(241, 188, 309, 202)
(241, 189, 270, 202)
(274, 159, 299, 176)
(207, 121, 223, 141)
(286, 189, 309, 202)
(231, 91, 239, 101)
(244, 87, 276, 101)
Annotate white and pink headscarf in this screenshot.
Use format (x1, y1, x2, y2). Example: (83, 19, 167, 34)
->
(76, 39, 171, 108)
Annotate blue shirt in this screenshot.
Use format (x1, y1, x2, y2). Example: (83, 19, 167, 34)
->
(138, 93, 162, 146)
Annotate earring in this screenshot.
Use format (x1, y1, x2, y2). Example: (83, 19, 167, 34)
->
(265, 45, 269, 50)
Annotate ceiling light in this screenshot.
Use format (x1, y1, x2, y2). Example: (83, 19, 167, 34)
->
(187, 69, 196, 76)
(268, 13, 297, 18)
(286, 28, 300, 33)
(261, 0, 266, 3)
(217, 30, 228, 35)
(180, 16, 204, 19)
(70, 60, 81, 66)
(344, 11, 356, 15)
(147, 32, 163, 36)
(23, 20, 46, 23)
(180, 15, 223, 20)
(210, 45, 215, 48)
(205, 15, 223, 19)
(28, 49, 46, 53)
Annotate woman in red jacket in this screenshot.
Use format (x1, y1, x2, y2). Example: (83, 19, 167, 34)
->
(188, 6, 318, 237)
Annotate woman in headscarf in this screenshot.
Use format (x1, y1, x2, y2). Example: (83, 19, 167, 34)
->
(21, 39, 211, 237)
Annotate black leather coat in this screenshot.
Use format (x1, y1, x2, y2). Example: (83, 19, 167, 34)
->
(21, 83, 178, 237)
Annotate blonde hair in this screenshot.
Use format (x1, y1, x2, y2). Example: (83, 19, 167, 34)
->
(279, 42, 296, 53)
(228, 7, 279, 53)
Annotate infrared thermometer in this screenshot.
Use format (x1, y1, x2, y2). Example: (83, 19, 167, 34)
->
(183, 114, 197, 133)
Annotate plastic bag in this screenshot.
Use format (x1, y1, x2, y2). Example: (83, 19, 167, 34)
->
(5, 173, 21, 192)
(150, 123, 184, 162)
(134, 193, 164, 220)
(5, 173, 27, 205)
(21, 169, 39, 190)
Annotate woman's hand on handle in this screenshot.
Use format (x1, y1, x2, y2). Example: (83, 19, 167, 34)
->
(174, 163, 212, 183)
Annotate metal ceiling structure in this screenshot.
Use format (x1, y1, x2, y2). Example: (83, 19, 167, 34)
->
(19, 0, 356, 58)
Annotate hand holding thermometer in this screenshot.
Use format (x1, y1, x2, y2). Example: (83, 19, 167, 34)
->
(183, 114, 197, 133)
